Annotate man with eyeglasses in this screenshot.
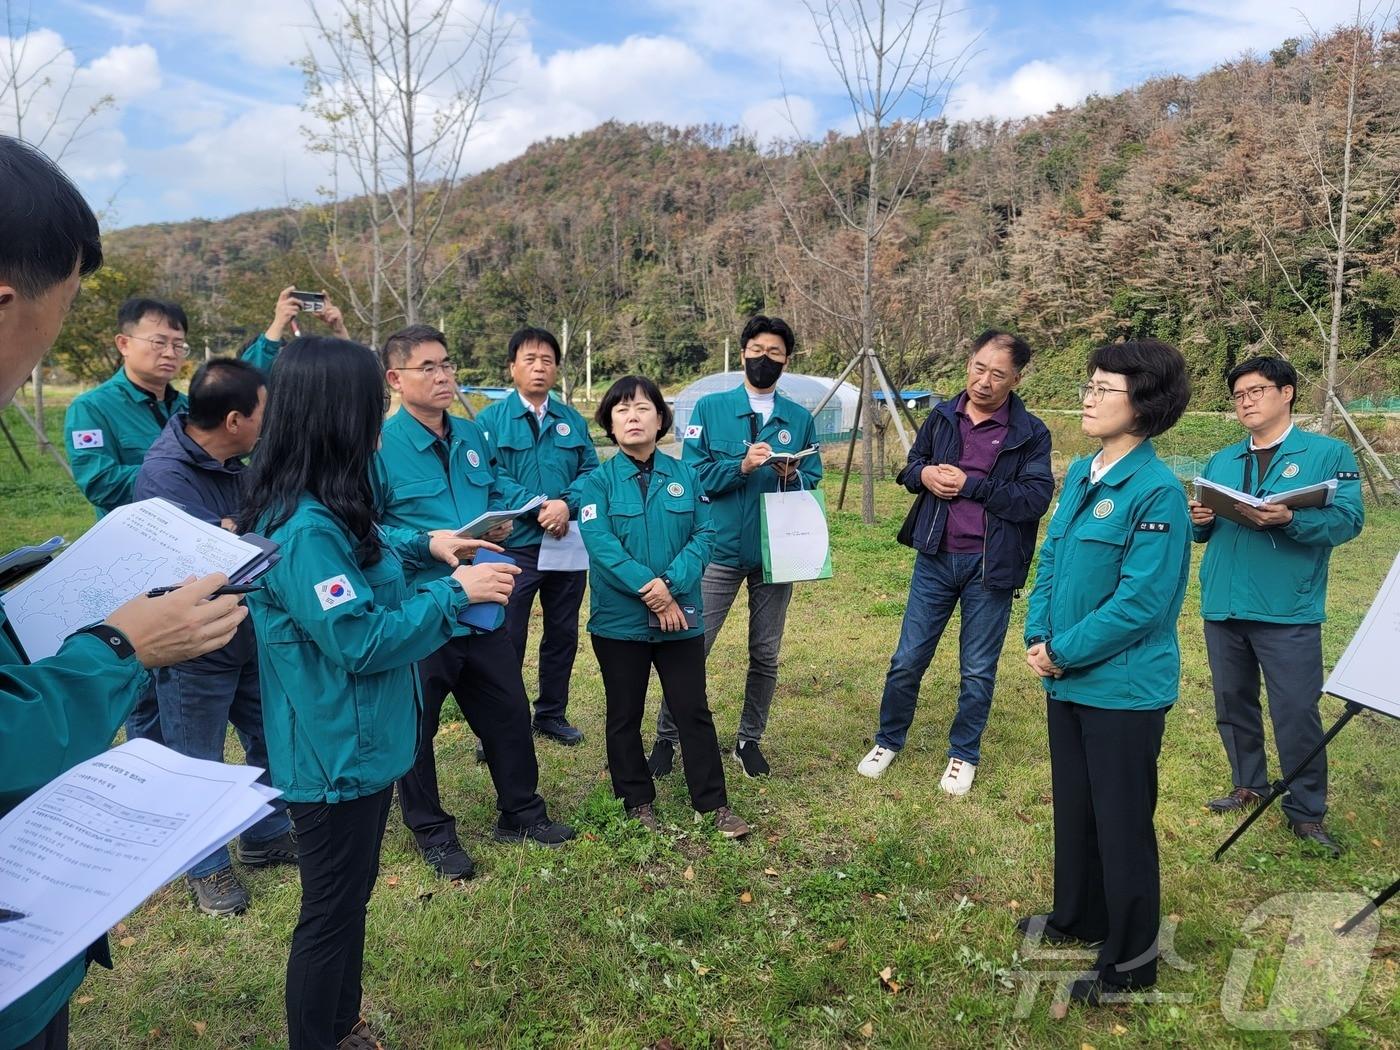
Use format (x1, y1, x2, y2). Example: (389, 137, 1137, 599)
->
(1190, 355, 1364, 857)
(478, 326, 599, 747)
(375, 324, 575, 880)
(857, 330, 1053, 793)
(64, 297, 194, 745)
(653, 315, 822, 779)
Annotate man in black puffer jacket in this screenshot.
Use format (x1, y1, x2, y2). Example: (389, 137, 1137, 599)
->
(857, 330, 1054, 793)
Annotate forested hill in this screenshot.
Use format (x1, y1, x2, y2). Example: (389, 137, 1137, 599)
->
(86, 26, 1396, 409)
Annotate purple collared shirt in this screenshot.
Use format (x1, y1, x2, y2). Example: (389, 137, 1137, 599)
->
(940, 392, 1010, 554)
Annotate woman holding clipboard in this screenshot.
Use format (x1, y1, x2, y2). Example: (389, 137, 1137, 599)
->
(238, 337, 516, 1050)
(577, 376, 749, 839)
(1019, 339, 1192, 1007)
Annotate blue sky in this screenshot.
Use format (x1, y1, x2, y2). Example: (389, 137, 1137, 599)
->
(5, 0, 1353, 228)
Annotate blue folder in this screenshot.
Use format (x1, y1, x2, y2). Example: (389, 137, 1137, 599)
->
(456, 548, 514, 633)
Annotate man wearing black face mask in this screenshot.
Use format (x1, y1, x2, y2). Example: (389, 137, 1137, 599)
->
(649, 315, 822, 779)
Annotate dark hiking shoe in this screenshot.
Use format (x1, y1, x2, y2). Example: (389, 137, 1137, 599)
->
(422, 840, 476, 880)
(648, 739, 676, 778)
(338, 1018, 386, 1049)
(494, 818, 577, 848)
(533, 716, 584, 746)
(628, 803, 659, 832)
(1290, 821, 1342, 857)
(236, 828, 298, 867)
(732, 739, 770, 778)
(189, 868, 249, 917)
(712, 806, 750, 839)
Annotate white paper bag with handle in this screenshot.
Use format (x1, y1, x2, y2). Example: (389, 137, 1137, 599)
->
(759, 483, 833, 584)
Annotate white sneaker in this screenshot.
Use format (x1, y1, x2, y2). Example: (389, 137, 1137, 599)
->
(940, 757, 977, 795)
(857, 745, 898, 779)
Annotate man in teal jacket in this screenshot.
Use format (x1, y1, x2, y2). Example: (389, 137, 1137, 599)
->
(478, 327, 599, 745)
(239, 285, 350, 371)
(375, 325, 573, 880)
(63, 296, 193, 745)
(0, 134, 249, 1050)
(652, 316, 822, 780)
(1190, 357, 1364, 856)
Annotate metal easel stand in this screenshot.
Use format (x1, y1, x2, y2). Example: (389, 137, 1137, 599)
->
(810, 347, 916, 509)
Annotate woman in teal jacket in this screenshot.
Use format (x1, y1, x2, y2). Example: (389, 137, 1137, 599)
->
(238, 337, 515, 1050)
(1020, 340, 1192, 1007)
(578, 376, 749, 839)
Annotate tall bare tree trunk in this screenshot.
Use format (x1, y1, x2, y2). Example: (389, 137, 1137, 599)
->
(1320, 25, 1359, 434)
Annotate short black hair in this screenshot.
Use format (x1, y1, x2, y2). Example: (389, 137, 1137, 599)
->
(382, 324, 448, 368)
(187, 358, 266, 429)
(1086, 339, 1191, 438)
(1227, 355, 1298, 410)
(0, 136, 103, 297)
(595, 375, 673, 444)
(508, 326, 561, 364)
(970, 329, 1032, 371)
(740, 315, 796, 356)
(118, 297, 188, 334)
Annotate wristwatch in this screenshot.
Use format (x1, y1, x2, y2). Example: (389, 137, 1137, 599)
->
(75, 622, 136, 660)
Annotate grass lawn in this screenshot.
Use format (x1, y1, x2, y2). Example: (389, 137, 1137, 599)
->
(2, 397, 1397, 1049)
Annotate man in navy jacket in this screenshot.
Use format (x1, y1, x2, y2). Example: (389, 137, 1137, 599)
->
(134, 357, 297, 916)
(857, 331, 1054, 793)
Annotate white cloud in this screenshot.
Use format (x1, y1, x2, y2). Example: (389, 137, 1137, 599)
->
(144, 0, 307, 67)
(946, 60, 1112, 121)
(740, 94, 817, 143)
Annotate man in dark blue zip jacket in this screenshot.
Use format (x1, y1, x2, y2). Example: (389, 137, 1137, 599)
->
(134, 357, 297, 917)
(857, 331, 1053, 792)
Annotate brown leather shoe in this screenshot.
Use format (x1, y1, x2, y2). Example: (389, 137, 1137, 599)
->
(1207, 787, 1264, 813)
(1289, 821, 1342, 857)
(338, 1019, 385, 1050)
(627, 803, 659, 832)
(712, 806, 750, 839)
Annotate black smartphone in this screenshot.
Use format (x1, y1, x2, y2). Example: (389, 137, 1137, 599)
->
(647, 604, 699, 630)
(292, 290, 325, 312)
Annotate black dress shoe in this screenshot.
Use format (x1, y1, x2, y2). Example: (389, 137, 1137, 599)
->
(1015, 913, 1105, 948)
(533, 716, 584, 746)
(494, 818, 577, 848)
(1289, 821, 1342, 857)
(1207, 786, 1265, 813)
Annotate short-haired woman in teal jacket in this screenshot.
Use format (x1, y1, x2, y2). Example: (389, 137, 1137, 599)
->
(1019, 339, 1192, 1007)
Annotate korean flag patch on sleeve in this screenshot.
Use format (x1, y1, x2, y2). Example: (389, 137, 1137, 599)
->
(315, 575, 357, 611)
(683, 424, 703, 440)
(581, 503, 597, 523)
(71, 429, 104, 449)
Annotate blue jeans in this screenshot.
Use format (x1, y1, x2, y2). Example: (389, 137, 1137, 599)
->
(154, 623, 290, 878)
(875, 551, 1014, 763)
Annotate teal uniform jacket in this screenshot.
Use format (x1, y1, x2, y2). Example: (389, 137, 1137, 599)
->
(680, 384, 822, 569)
(373, 408, 535, 589)
(1194, 428, 1364, 624)
(247, 496, 468, 803)
(577, 452, 715, 642)
(0, 602, 148, 1047)
(1025, 440, 1191, 710)
(64, 369, 186, 516)
(477, 393, 600, 550)
(240, 333, 282, 373)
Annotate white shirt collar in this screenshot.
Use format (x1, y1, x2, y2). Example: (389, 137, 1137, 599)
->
(518, 390, 549, 422)
(1249, 423, 1293, 452)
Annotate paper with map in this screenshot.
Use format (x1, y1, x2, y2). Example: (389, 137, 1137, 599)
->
(2, 498, 269, 662)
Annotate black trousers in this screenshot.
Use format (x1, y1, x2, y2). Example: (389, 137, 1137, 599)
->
(285, 787, 393, 1050)
(398, 629, 547, 849)
(1204, 619, 1327, 823)
(502, 543, 587, 721)
(14, 1004, 68, 1050)
(591, 634, 727, 813)
(1045, 697, 1166, 990)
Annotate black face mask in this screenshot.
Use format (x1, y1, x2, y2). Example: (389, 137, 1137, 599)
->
(745, 355, 784, 389)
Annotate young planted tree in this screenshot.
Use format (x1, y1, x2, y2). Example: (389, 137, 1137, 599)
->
(298, 0, 512, 344)
(769, 0, 970, 522)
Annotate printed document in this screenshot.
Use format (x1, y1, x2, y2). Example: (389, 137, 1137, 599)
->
(537, 524, 589, 572)
(454, 495, 546, 538)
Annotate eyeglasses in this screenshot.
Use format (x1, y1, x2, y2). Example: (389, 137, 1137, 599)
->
(395, 361, 458, 379)
(1078, 383, 1129, 403)
(1230, 384, 1279, 405)
(743, 343, 788, 362)
(125, 334, 191, 357)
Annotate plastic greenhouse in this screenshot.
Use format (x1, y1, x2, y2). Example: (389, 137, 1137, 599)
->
(670, 372, 861, 444)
